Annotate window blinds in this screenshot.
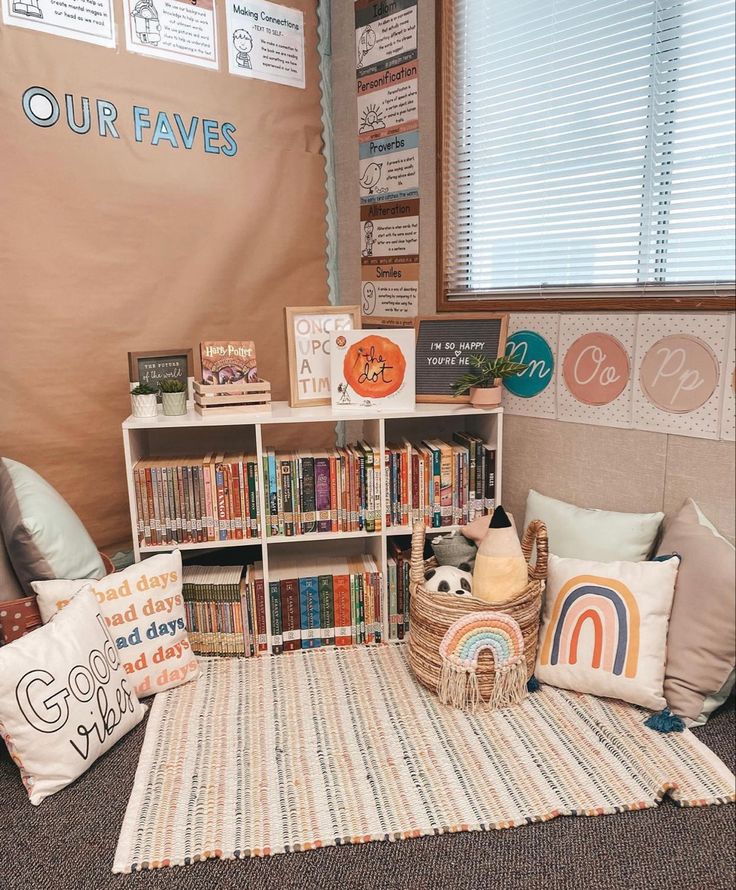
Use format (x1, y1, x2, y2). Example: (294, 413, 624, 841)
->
(441, 0, 736, 297)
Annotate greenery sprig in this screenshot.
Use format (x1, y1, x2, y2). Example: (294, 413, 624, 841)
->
(451, 354, 528, 396)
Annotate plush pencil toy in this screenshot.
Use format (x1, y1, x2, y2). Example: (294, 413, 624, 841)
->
(470, 506, 528, 605)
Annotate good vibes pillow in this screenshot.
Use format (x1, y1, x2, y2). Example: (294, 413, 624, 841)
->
(32, 550, 199, 697)
(0, 587, 146, 805)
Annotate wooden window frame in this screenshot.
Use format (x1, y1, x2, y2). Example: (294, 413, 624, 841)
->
(435, 0, 736, 314)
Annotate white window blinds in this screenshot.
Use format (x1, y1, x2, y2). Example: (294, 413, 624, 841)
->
(441, 0, 736, 297)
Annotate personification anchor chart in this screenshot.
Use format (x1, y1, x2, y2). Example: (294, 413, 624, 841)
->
(356, 0, 419, 321)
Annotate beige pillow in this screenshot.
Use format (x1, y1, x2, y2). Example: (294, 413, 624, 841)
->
(658, 499, 735, 725)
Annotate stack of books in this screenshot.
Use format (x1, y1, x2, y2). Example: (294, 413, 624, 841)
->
(182, 564, 266, 657)
(386, 544, 411, 641)
(262, 444, 381, 536)
(252, 555, 383, 653)
(132, 453, 261, 546)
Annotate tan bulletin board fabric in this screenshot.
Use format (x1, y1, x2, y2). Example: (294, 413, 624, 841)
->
(0, 1, 329, 549)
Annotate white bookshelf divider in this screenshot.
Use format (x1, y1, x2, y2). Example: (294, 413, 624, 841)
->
(122, 401, 503, 650)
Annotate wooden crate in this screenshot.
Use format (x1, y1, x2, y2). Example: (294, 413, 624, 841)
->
(193, 378, 271, 415)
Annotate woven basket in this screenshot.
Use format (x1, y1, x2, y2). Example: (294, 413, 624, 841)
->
(408, 519, 548, 704)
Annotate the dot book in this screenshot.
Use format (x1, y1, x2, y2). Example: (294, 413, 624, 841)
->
(329, 329, 415, 411)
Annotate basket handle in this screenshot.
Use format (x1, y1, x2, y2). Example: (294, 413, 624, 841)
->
(409, 521, 427, 590)
(521, 519, 548, 581)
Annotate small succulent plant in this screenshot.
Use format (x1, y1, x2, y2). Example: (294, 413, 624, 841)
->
(131, 383, 158, 396)
(159, 378, 187, 394)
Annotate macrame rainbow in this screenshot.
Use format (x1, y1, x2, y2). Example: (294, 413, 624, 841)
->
(438, 612, 527, 713)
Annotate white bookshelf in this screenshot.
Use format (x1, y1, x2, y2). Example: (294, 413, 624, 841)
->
(122, 400, 502, 649)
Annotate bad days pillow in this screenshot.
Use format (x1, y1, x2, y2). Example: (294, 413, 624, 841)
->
(0, 587, 145, 805)
(32, 550, 199, 697)
(536, 554, 679, 711)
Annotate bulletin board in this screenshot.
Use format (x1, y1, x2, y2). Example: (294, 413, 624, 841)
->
(0, 0, 329, 548)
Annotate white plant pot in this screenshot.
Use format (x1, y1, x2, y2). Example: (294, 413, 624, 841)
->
(131, 392, 158, 418)
(161, 391, 187, 416)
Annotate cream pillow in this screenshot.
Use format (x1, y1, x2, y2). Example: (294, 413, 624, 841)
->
(32, 550, 199, 698)
(536, 554, 679, 711)
(524, 490, 663, 562)
(0, 587, 145, 805)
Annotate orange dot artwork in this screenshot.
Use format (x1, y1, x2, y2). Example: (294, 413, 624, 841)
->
(343, 334, 407, 399)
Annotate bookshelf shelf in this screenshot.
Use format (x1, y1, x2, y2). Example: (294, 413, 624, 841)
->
(122, 400, 503, 653)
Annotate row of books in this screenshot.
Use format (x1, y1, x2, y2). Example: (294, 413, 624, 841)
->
(386, 434, 496, 528)
(182, 564, 266, 657)
(182, 557, 383, 656)
(132, 454, 261, 547)
(262, 443, 382, 536)
(132, 439, 497, 547)
(386, 544, 412, 641)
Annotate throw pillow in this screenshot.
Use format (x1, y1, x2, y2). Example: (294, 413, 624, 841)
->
(0, 458, 105, 593)
(0, 587, 145, 805)
(32, 550, 199, 698)
(524, 489, 663, 562)
(0, 596, 42, 646)
(657, 499, 735, 725)
(536, 553, 679, 711)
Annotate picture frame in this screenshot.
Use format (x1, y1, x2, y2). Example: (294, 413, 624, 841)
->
(127, 348, 194, 401)
(285, 305, 362, 408)
(413, 313, 509, 403)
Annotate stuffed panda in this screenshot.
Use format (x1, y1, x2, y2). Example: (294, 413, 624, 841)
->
(423, 564, 473, 597)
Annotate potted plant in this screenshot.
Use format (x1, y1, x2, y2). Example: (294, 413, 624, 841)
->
(130, 383, 159, 418)
(451, 354, 528, 408)
(159, 378, 188, 416)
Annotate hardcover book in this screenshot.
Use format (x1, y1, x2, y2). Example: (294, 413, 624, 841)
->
(200, 340, 258, 385)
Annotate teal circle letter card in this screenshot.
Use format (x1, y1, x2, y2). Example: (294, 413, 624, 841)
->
(504, 330, 554, 398)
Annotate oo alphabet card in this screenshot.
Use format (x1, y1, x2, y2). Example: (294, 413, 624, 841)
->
(330, 329, 415, 411)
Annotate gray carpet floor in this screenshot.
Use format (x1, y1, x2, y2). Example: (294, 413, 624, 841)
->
(0, 697, 733, 890)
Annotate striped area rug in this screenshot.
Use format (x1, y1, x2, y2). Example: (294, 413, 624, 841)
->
(114, 646, 735, 873)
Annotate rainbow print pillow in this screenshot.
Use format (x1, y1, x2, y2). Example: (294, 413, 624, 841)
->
(536, 554, 679, 711)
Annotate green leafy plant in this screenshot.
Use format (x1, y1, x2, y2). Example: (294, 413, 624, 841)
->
(130, 383, 158, 396)
(451, 354, 528, 396)
(159, 378, 187, 393)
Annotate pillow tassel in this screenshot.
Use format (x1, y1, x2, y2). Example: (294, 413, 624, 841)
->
(526, 674, 540, 693)
(644, 707, 686, 734)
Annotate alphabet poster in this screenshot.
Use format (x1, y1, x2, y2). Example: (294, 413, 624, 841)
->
(632, 314, 729, 439)
(502, 314, 558, 419)
(1, 0, 115, 46)
(557, 314, 637, 429)
(356, 0, 419, 321)
(225, 0, 305, 88)
(122, 0, 218, 70)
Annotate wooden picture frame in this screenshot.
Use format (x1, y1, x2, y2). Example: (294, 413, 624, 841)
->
(127, 348, 194, 401)
(285, 306, 362, 408)
(413, 313, 509, 403)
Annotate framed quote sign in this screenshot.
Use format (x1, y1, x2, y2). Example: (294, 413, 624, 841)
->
(414, 314, 509, 403)
(127, 348, 194, 401)
(285, 305, 361, 408)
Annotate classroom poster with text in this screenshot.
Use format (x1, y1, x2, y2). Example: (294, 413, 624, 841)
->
(123, 0, 218, 69)
(1, 0, 115, 47)
(226, 0, 304, 88)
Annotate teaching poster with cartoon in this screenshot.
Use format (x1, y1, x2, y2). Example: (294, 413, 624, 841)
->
(225, 0, 304, 88)
(1, 0, 115, 47)
(123, 0, 218, 69)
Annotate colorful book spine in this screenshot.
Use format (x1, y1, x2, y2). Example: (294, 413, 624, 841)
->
(300, 453, 317, 534)
(314, 455, 331, 533)
(318, 574, 335, 646)
(281, 578, 301, 651)
(269, 578, 283, 655)
(299, 574, 321, 649)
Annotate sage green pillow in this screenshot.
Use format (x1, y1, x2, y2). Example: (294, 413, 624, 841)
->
(0, 458, 104, 594)
(524, 489, 663, 563)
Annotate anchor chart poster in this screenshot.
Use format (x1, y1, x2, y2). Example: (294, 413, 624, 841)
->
(122, 0, 218, 70)
(356, 0, 419, 321)
(226, 0, 305, 88)
(1, 0, 115, 47)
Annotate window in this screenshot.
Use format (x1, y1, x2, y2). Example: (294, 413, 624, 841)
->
(438, 0, 736, 310)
